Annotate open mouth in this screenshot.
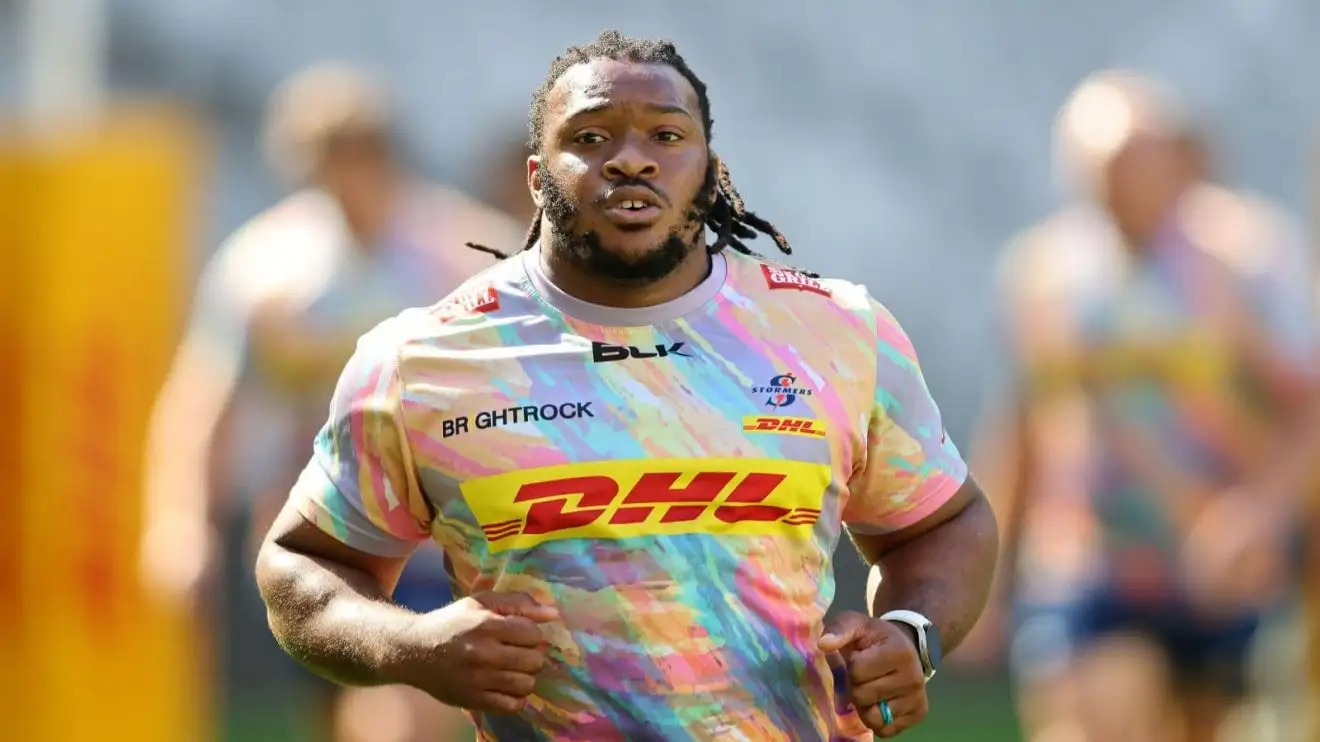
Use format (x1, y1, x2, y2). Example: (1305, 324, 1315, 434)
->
(602, 189, 663, 227)
(603, 203, 662, 227)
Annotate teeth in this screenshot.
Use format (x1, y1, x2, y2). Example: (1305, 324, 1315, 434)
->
(619, 200, 646, 210)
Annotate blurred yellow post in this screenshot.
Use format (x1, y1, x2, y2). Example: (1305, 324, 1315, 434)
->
(0, 122, 33, 742)
(0, 107, 206, 742)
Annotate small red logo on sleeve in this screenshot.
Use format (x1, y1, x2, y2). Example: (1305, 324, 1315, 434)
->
(761, 264, 831, 297)
(453, 285, 500, 314)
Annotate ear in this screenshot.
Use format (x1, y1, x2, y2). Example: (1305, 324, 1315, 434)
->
(527, 155, 543, 208)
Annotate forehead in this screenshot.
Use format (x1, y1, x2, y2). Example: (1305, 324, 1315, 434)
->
(544, 59, 701, 127)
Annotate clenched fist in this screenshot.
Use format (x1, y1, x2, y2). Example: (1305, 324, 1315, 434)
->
(819, 612, 930, 738)
(391, 591, 559, 714)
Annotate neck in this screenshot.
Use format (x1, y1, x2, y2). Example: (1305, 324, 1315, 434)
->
(1113, 207, 1177, 256)
(1110, 184, 1193, 256)
(539, 231, 711, 310)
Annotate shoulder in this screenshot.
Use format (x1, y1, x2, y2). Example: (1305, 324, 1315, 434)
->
(995, 206, 1117, 305)
(725, 250, 872, 316)
(419, 252, 530, 322)
(358, 253, 534, 365)
(205, 190, 343, 311)
(722, 250, 923, 365)
(343, 255, 536, 403)
(1180, 184, 1306, 279)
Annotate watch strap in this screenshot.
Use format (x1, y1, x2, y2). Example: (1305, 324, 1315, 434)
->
(880, 609, 937, 681)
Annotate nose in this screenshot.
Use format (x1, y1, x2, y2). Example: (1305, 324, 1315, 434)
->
(602, 136, 658, 181)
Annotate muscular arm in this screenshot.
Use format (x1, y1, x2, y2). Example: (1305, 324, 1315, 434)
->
(852, 478, 999, 653)
(255, 499, 418, 687)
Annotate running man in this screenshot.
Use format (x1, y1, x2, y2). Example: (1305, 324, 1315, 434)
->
(141, 63, 517, 742)
(969, 72, 1320, 742)
(255, 31, 999, 741)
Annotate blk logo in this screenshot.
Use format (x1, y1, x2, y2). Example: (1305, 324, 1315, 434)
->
(592, 341, 693, 363)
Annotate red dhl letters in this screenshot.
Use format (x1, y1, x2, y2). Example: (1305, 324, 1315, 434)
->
(761, 263, 831, 297)
(464, 459, 830, 552)
(742, 415, 827, 438)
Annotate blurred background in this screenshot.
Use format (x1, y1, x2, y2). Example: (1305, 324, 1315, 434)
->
(3, 1, 1320, 741)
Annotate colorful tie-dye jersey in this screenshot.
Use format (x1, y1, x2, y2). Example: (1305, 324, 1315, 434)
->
(996, 186, 1318, 599)
(292, 245, 967, 741)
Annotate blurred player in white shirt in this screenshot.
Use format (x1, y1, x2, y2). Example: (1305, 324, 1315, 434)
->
(141, 63, 517, 742)
(964, 72, 1320, 742)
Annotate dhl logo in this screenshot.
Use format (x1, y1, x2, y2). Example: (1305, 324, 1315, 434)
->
(462, 459, 830, 553)
(742, 415, 827, 438)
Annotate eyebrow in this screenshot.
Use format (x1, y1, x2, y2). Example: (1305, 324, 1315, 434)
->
(567, 102, 696, 120)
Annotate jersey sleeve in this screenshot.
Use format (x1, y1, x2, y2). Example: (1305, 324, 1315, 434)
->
(843, 299, 969, 534)
(289, 324, 433, 556)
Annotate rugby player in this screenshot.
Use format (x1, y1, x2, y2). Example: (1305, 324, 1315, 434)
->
(142, 63, 516, 742)
(255, 31, 999, 740)
(969, 72, 1320, 742)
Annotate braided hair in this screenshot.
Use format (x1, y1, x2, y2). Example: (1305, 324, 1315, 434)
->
(466, 30, 804, 273)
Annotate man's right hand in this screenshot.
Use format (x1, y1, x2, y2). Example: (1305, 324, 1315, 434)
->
(392, 591, 559, 714)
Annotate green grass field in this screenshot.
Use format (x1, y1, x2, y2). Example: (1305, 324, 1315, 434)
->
(906, 674, 1021, 742)
(223, 672, 1023, 742)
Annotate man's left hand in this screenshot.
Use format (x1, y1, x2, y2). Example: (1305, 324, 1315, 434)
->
(819, 611, 928, 738)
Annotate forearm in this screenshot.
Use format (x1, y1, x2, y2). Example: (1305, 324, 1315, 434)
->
(1242, 391, 1320, 508)
(867, 495, 1000, 652)
(144, 353, 243, 526)
(256, 544, 417, 687)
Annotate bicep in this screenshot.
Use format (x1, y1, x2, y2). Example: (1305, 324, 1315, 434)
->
(263, 497, 409, 595)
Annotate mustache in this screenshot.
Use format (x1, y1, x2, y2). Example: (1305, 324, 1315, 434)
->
(595, 178, 669, 207)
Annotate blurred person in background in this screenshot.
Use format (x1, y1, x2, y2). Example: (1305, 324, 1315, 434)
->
(478, 127, 537, 224)
(963, 71, 1320, 742)
(140, 62, 518, 742)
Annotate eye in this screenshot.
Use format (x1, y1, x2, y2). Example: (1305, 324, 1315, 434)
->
(574, 131, 607, 145)
(655, 131, 684, 143)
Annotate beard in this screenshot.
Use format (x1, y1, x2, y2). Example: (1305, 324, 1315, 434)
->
(539, 159, 717, 283)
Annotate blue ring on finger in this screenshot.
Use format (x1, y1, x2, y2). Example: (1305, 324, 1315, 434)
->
(879, 700, 894, 726)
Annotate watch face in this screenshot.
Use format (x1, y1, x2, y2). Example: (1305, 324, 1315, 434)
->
(926, 624, 942, 671)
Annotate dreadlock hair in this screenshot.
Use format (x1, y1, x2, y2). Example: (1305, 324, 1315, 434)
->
(466, 30, 809, 274)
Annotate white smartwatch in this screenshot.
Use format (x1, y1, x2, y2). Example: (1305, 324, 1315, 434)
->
(880, 609, 942, 682)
